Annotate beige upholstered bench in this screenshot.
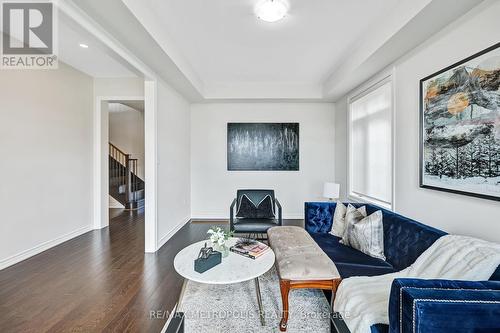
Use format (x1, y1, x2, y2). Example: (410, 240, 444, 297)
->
(267, 226, 341, 332)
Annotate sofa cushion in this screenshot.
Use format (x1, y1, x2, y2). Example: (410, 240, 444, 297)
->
(335, 262, 397, 279)
(310, 233, 396, 278)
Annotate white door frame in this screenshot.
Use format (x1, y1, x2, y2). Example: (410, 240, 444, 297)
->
(93, 88, 158, 252)
(59, 1, 160, 253)
(144, 81, 158, 252)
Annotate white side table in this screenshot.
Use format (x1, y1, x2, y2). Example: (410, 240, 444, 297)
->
(173, 237, 275, 326)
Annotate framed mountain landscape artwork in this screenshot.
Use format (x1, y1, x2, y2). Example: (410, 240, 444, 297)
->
(420, 42, 500, 201)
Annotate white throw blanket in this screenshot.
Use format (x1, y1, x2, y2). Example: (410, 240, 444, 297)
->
(333, 235, 500, 333)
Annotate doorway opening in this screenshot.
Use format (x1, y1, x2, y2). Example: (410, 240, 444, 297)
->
(107, 100, 145, 212)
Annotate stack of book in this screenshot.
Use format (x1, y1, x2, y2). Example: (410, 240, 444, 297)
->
(230, 239, 270, 259)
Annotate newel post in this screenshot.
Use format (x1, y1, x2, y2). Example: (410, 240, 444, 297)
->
(125, 154, 132, 204)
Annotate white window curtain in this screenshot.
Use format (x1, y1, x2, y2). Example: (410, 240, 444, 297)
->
(349, 78, 393, 208)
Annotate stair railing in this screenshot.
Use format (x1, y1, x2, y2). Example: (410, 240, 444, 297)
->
(127, 158, 138, 203)
(109, 142, 138, 207)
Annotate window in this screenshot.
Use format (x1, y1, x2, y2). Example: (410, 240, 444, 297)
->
(348, 77, 393, 209)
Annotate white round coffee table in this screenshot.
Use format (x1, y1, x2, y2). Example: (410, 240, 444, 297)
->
(174, 237, 275, 325)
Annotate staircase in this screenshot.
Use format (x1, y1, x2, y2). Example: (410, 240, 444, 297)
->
(109, 143, 145, 210)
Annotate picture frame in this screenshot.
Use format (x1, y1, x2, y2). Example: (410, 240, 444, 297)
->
(419, 42, 500, 201)
(227, 123, 300, 171)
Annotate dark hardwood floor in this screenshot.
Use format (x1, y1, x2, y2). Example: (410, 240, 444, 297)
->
(0, 209, 302, 333)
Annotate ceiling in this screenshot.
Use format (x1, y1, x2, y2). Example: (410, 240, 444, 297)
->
(124, 0, 398, 98)
(58, 11, 139, 78)
(149, 0, 398, 85)
(67, 0, 484, 101)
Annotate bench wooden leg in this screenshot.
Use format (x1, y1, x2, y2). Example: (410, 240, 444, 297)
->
(279, 279, 290, 331)
(278, 278, 341, 331)
(331, 278, 341, 307)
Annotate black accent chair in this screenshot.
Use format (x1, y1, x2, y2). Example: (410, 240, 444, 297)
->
(230, 189, 282, 237)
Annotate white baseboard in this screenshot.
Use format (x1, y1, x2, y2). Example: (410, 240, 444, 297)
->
(280, 215, 304, 220)
(0, 225, 93, 271)
(157, 216, 191, 250)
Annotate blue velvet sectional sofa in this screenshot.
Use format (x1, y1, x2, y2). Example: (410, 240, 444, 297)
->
(304, 202, 500, 333)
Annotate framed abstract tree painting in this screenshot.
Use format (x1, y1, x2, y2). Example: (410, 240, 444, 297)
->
(227, 123, 299, 171)
(420, 42, 500, 201)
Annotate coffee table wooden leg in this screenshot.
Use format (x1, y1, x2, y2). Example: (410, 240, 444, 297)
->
(279, 279, 290, 331)
(254, 277, 265, 326)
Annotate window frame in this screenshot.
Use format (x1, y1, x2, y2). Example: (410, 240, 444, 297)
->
(347, 71, 396, 210)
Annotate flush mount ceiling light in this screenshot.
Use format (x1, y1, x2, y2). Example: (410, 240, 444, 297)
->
(79, 43, 89, 48)
(255, 0, 288, 23)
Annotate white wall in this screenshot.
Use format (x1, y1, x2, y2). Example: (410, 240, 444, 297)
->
(191, 103, 335, 219)
(157, 81, 191, 247)
(109, 103, 145, 178)
(0, 63, 93, 269)
(94, 78, 145, 98)
(335, 0, 500, 242)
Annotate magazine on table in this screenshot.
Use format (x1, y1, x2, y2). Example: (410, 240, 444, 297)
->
(230, 238, 270, 259)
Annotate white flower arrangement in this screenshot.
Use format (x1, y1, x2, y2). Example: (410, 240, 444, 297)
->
(207, 226, 232, 247)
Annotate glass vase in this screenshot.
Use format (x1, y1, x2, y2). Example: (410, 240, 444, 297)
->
(214, 243, 229, 258)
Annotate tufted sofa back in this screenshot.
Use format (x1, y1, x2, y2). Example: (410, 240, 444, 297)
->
(362, 204, 446, 270)
(305, 202, 445, 270)
(305, 201, 500, 280)
(304, 202, 335, 233)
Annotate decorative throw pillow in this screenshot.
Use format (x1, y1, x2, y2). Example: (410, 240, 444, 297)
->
(331, 203, 366, 237)
(340, 204, 364, 243)
(236, 194, 275, 219)
(330, 203, 346, 236)
(342, 209, 386, 261)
